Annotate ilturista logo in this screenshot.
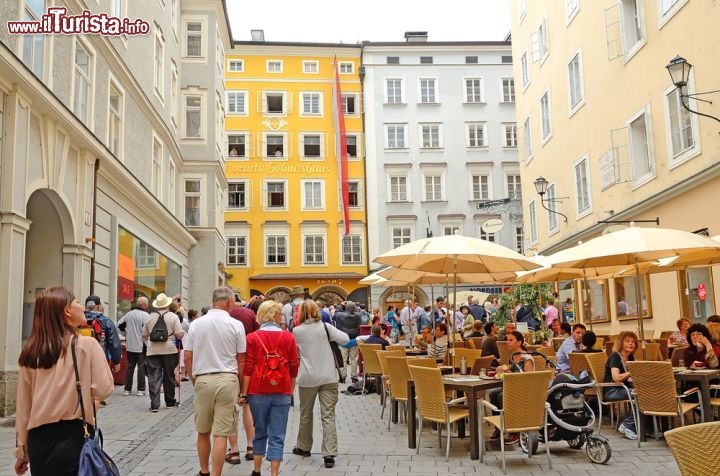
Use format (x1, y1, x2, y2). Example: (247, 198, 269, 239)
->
(7, 7, 150, 36)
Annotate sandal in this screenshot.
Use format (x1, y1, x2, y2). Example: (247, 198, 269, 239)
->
(245, 446, 253, 460)
(225, 451, 241, 465)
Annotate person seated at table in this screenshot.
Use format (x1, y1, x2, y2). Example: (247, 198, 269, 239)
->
(356, 325, 390, 349)
(575, 331, 602, 353)
(550, 319, 565, 338)
(498, 322, 517, 341)
(427, 323, 448, 361)
(466, 320, 484, 338)
(413, 325, 433, 348)
(707, 315, 720, 324)
(560, 322, 571, 337)
(481, 322, 500, 366)
(604, 331, 639, 440)
(683, 323, 720, 369)
(669, 317, 691, 345)
(557, 324, 586, 372)
(486, 331, 534, 444)
(707, 322, 720, 347)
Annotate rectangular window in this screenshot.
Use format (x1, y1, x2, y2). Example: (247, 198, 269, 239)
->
(346, 134, 359, 158)
(472, 175, 489, 200)
(303, 61, 318, 73)
(228, 134, 246, 157)
(546, 183, 558, 230)
(341, 94, 357, 115)
(540, 91, 552, 140)
(301, 92, 321, 115)
(507, 175, 522, 199)
(267, 60, 282, 72)
(568, 53, 584, 110)
(184, 95, 202, 138)
(348, 181, 360, 207)
(385, 79, 403, 103)
(108, 83, 123, 157)
(73, 42, 92, 124)
(227, 182, 247, 209)
(184, 179, 200, 226)
(386, 56, 400, 64)
(152, 138, 162, 196)
(424, 175, 443, 201)
(467, 122, 487, 148)
(303, 180, 323, 209)
(21, 0, 45, 77)
(419, 78, 437, 103)
(529, 201, 538, 243)
(514, 225, 525, 254)
(342, 235, 362, 264)
(502, 78, 515, 102)
(304, 235, 325, 264)
(339, 62, 354, 73)
(629, 111, 653, 180)
(480, 230, 496, 242)
(266, 181, 286, 208)
(136, 241, 156, 268)
(265, 134, 285, 158)
(521, 52, 529, 87)
(465, 56, 478, 64)
(386, 124, 407, 149)
(444, 226, 460, 236)
(264, 92, 285, 114)
(567, 0, 579, 20)
(266, 236, 287, 264)
(574, 157, 590, 212)
(228, 59, 243, 72)
(170, 62, 178, 126)
(226, 91, 246, 114)
(302, 134, 322, 159)
(420, 56, 433, 64)
(154, 30, 164, 96)
(227, 236, 247, 265)
(186, 21, 202, 57)
(392, 227, 412, 248)
(503, 123, 518, 148)
(389, 176, 408, 201)
(531, 18, 549, 61)
(464, 78, 483, 103)
(667, 88, 695, 158)
(420, 124, 441, 148)
(524, 117, 533, 159)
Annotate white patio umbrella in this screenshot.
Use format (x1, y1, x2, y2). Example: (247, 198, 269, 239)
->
(550, 224, 720, 349)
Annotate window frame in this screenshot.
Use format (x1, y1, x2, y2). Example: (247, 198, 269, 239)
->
(227, 132, 249, 159)
(107, 77, 124, 160)
(339, 62, 354, 74)
(183, 18, 206, 59)
(528, 200, 538, 245)
(573, 154, 592, 217)
(302, 60, 319, 74)
(20, 0, 48, 78)
(502, 122, 518, 148)
(421, 166, 446, 202)
(567, 50, 585, 114)
(227, 59, 244, 72)
(227, 180, 249, 210)
(183, 177, 203, 227)
(263, 90, 288, 115)
(153, 25, 165, 99)
(657, 0, 688, 29)
(501, 77, 515, 103)
(226, 236, 248, 266)
(390, 226, 413, 249)
(466, 122, 488, 148)
(419, 123, 442, 149)
(384, 78, 405, 104)
(266, 59, 283, 73)
(300, 132, 324, 160)
(341, 234, 363, 264)
(226, 90, 248, 116)
(385, 123, 408, 149)
(464, 77, 484, 103)
(388, 173, 410, 202)
(540, 90, 553, 143)
(263, 132, 288, 159)
(72, 38, 95, 126)
(303, 234, 326, 265)
(265, 235, 288, 265)
(520, 52, 530, 89)
(418, 77, 439, 104)
(664, 83, 700, 168)
(341, 93, 359, 116)
(263, 179, 288, 211)
(182, 89, 205, 140)
(627, 106, 656, 186)
(523, 116, 533, 161)
(300, 91, 323, 116)
(301, 179, 325, 210)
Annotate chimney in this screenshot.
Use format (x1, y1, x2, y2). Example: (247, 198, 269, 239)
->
(250, 29, 265, 42)
(404, 31, 428, 43)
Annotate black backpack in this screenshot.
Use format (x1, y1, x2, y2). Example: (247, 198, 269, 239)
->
(149, 311, 169, 343)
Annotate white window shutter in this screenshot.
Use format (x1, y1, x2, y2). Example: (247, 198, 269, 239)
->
(604, 4, 625, 60)
(530, 31, 541, 62)
(285, 92, 292, 113)
(610, 126, 630, 183)
(259, 91, 265, 113)
(247, 133, 255, 158)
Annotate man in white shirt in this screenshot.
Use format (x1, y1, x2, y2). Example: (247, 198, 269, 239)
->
(117, 296, 150, 396)
(184, 287, 247, 476)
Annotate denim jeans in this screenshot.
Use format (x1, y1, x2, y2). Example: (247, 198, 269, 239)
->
(248, 393, 291, 461)
(604, 386, 636, 432)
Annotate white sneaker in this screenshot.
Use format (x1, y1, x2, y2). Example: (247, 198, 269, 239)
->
(123, 390, 131, 396)
(136, 391, 146, 396)
(624, 428, 639, 440)
(618, 423, 627, 434)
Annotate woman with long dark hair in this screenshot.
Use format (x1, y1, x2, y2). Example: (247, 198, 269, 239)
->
(14, 286, 114, 476)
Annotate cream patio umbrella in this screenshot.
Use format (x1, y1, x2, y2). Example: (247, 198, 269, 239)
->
(358, 270, 390, 285)
(549, 224, 720, 349)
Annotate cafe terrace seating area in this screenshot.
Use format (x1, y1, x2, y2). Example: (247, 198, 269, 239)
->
(353, 329, 720, 474)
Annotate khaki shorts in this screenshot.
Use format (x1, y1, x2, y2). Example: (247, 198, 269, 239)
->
(193, 373, 239, 436)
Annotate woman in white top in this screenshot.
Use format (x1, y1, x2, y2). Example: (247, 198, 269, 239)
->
(291, 300, 349, 469)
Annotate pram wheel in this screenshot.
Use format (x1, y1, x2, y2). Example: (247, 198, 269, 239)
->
(585, 435, 611, 464)
(519, 431, 539, 455)
(567, 433, 586, 449)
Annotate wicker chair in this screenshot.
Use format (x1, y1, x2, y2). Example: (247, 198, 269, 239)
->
(377, 349, 406, 420)
(357, 343, 383, 394)
(497, 341, 510, 366)
(653, 338, 670, 360)
(626, 360, 702, 444)
(470, 356, 495, 375)
(568, 352, 591, 377)
(659, 330, 674, 339)
(450, 348, 483, 372)
(584, 352, 634, 434)
(407, 356, 441, 368)
(407, 364, 470, 461)
(665, 421, 720, 476)
(535, 345, 556, 357)
(640, 342, 662, 361)
(480, 370, 554, 474)
(671, 346, 689, 366)
(385, 356, 413, 430)
(466, 336, 484, 350)
(386, 344, 407, 355)
(551, 337, 565, 352)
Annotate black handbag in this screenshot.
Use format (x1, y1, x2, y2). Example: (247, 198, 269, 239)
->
(70, 336, 121, 476)
(323, 323, 345, 369)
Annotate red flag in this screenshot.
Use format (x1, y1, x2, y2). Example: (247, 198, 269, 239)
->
(332, 58, 350, 236)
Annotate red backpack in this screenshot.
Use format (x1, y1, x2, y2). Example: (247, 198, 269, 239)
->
(253, 333, 289, 393)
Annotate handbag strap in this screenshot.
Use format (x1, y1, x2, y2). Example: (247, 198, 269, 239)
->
(70, 334, 94, 438)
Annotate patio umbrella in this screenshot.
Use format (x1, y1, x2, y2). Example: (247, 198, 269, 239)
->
(359, 270, 389, 285)
(550, 224, 720, 351)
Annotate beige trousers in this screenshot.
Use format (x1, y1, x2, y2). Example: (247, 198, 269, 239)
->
(296, 383, 339, 457)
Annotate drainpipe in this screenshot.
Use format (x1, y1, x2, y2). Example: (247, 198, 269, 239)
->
(89, 158, 99, 294)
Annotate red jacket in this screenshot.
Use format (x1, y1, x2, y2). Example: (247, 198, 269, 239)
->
(244, 328, 299, 395)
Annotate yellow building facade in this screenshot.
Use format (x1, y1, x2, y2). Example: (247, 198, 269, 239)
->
(510, 0, 720, 334)
(223, 42, 368, 305)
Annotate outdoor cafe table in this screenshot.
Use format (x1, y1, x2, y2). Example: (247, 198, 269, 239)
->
(406, 374, 503, 460)
(673, 368, 720, 422)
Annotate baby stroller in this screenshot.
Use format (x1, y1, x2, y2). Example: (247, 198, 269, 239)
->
(515, 352, 612, 464)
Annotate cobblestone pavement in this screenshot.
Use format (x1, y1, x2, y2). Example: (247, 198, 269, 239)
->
(1, 381, 680, 475)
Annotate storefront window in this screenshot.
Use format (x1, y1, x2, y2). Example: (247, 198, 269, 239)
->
(687, 267, 714, 323)
(582, 279, 610, 323)
(557, 280, 576, 323)
(117, 227, 181, 317)
(614, 275, 652, 320)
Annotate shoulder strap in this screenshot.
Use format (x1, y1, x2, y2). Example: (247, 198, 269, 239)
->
(70, 335, 92, 438)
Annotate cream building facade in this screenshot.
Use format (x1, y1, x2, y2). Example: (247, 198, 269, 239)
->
(510, 0, 720, 334)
